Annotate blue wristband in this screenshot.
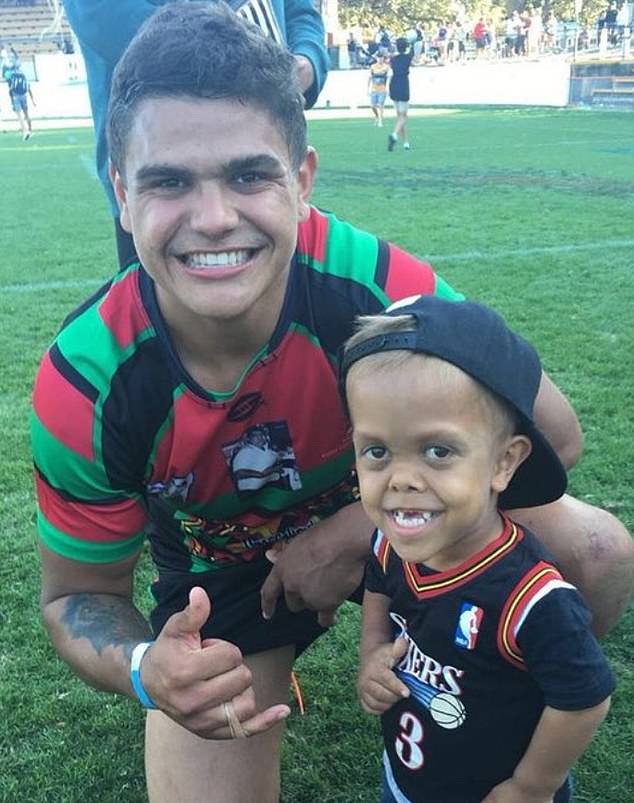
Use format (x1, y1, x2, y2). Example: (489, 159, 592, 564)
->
(130, 641, 158, 709)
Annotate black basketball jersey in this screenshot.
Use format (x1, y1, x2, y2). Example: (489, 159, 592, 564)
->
(365, 515, 615, 802)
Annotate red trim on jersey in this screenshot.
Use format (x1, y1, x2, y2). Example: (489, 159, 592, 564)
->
(98, 269, 152, 350)
(297, 207, 329, 264)
(403, 516, 523, 600)
(377, 533, 391, 573)
(33, 351, 95, 462)
(497, 561, 564, 670)
(36, 471, 147, 542)
(384, 244, 437, 301)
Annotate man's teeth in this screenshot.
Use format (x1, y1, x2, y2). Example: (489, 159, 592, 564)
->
(393, 510, 436, 528)
(186, 249, 252, 268)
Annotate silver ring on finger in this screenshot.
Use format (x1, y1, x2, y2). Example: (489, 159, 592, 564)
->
(223, 700, 248, 739)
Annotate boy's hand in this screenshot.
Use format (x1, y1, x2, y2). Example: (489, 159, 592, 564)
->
(481, 777, 554, 803)
(358, 637, 409, 714)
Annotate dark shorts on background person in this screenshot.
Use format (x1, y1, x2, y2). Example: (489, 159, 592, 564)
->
(11, 93, 28, 113)
(150, 558, 363, 657)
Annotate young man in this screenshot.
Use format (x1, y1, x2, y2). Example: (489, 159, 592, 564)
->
(33, 3, 632, 802)
(63, 0, 330, 269)
(341, 296, 615, 802)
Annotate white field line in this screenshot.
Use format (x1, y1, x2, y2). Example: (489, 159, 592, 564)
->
(2, 238, 633, 295)
(426, 238, 634, 263)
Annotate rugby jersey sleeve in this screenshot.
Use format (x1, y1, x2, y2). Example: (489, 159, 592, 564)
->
(31, 347, 148, 564)
(512, 576, 616, 711)
(296, 207, 465, 316)
(30, 277, 153, 565)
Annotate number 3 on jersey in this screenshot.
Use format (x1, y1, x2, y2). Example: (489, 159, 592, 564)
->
(395, 711, 424, 770)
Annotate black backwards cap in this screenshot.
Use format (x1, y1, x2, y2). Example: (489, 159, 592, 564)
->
(338, 295, 567, 510)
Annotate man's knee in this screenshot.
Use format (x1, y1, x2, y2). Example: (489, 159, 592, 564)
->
(574, 507, 634, 637)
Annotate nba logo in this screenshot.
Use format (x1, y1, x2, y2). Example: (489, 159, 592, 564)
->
(454, 602, 484, 650)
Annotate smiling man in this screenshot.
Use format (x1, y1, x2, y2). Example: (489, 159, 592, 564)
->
(32, 3, 633, 802)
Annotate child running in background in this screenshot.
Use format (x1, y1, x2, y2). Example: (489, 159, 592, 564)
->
(339, 295, 615, 803)
(368, 50, 389, 127)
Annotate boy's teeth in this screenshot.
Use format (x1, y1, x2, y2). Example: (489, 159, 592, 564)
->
(393, 510, 435, 528)
(186, 249, 252, 268)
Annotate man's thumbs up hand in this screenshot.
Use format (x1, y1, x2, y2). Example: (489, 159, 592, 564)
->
(138, 587, 289, 740)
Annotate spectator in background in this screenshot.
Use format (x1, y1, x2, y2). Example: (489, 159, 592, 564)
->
(518, 9, 530, 55)
(544, 12, 558, 52)
(387, 36, 413, 151)
(347, 31, 359, 68)
(605, 2, 619, 44)
(64, 0, 329, 271)
(453, 20, 467, 62)
(528, 7, 543, 55)
(435, 20, 449, 63)
(376, 25, 392, 51)
(368, 50, 389, 127)
(473, 17, 488, 58)
(5, 62, 35, 141)
(413, 23, 425, 64)
(486, 17, 497, 57)
(504, 14, 518, 57)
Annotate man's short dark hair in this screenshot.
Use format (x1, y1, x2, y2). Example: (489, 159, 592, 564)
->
(108, 1, 307, 177)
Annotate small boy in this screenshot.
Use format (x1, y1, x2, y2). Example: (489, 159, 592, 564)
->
(338, 295, 615, 803)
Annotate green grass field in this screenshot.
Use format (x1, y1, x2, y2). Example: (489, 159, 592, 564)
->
(1, 107, 633, 802)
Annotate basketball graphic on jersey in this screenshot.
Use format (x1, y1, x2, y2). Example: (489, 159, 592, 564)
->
(428, 692, 466, 729)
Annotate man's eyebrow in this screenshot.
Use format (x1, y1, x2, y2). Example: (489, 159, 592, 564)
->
(134, 164, 192, 184)
(223, 154, 286, 174)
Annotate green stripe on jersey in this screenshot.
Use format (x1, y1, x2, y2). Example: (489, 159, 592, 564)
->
(434, 274, 465, 301)
(56, 295, 155, 395)
(37, 513, 144, 563)
(32, 410, 127, 499)
(300, 214, 379, 285)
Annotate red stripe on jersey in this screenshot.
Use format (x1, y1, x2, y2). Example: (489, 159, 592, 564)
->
(36, 471, 147, 541)
(98, 269, 152, 350)
(384, 244, 436, 301)
(297, 206, 329, 264)
(33, 351, 95, 461)
(497, 561, 564, 669)
(377, 533, 391, 573)
(404, 516, 522, 599)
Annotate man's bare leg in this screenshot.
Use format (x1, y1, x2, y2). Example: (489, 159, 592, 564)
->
(145, 645, 295, 803)
(512, 494, 634, 638)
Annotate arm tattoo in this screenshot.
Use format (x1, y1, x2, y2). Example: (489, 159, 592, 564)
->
(61, 594, 151, 659)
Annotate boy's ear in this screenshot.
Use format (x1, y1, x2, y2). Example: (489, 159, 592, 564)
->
(491, 435, 533, 495)
(109, 160, 133, 233)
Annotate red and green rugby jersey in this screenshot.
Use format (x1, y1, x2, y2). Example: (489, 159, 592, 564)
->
(32, 207, 463, 574)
